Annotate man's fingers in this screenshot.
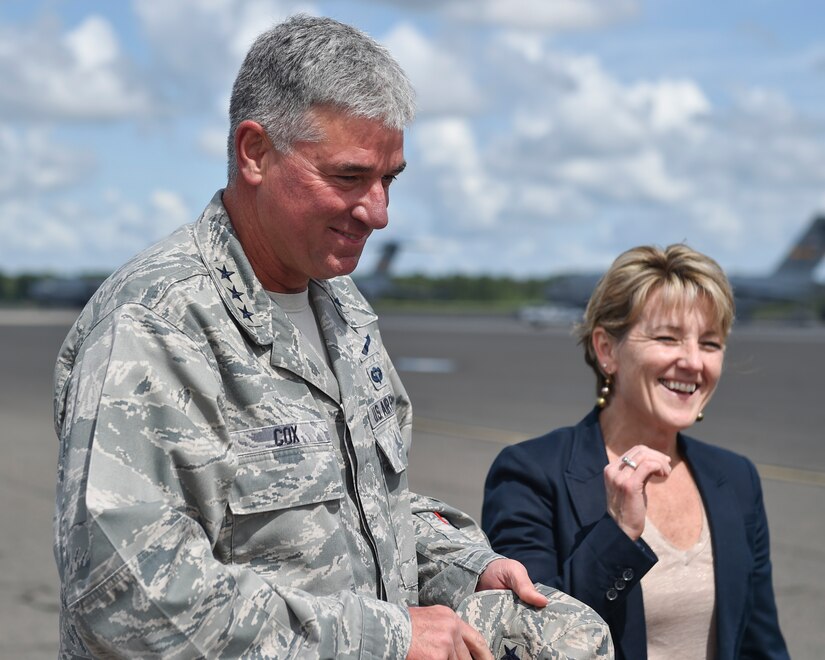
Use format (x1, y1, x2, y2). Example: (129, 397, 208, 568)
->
(505, 565, 548, 608)
(408, 605, 492, 660)
(514, 581, 549, 608)
(479, 558, 549, 608)
(459, 619, 493, 660)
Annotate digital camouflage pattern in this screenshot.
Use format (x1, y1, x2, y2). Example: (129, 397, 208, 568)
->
(457, 585, 614, 660)
(54, 190, 609, 659)
(53, 191, 502, 658)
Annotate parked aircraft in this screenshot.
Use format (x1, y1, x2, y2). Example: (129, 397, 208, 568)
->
(537, 214, 825, 320)
(353, 241, 400, 301)
(27, 275, 107, 308)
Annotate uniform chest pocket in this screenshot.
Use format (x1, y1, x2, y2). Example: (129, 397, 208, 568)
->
(226, 423, 349, 587)
(229, 444, 344, 514)
(229, 420, 344, 514)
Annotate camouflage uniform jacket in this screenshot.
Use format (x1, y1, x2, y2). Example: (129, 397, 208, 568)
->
(54, 191, 502, 659)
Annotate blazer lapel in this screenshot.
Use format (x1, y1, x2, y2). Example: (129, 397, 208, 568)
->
(681, 436, 751, 660)
(564, 410, 610, 529)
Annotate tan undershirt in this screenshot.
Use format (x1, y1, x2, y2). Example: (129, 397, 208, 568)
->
(267, 289, 332, 368)
(641, 506, 717, 660)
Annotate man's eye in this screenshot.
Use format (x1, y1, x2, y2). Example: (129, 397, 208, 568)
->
(336, 175, 359, 182)
(382, 174, 397, 185)
(655, 336, 677, 344)
(702, 341, 723, 350)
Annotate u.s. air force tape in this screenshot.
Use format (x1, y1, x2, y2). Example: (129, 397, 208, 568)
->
(368, 394, 395, 429)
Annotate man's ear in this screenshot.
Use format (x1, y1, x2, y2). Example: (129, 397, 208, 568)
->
(234, 120, 271, 186)
(592, 327, 616, 373)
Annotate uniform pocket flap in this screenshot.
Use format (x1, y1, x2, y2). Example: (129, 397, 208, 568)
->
(374, 422, 407, 475)
(229, 422, 344, 514)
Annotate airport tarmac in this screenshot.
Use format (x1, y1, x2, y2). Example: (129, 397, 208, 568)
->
(1, 308, 823, 658)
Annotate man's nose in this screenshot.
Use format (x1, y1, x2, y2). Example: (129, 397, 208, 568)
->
(351, 180, 389, 229)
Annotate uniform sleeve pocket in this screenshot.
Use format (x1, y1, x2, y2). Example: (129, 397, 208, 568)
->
(229, 443, 344, 514)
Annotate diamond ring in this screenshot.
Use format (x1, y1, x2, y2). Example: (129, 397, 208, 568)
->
(621, 456, 638, 470)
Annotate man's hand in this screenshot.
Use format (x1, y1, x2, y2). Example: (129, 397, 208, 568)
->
(476, 558, 548, 608)
(407, 605, 493, 660)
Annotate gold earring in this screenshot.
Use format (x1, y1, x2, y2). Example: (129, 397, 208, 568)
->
(696, 411, 704, 422)
(597, 374, 612, 408)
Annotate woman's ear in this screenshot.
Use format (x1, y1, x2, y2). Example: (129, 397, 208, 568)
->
(592, 327, 616, 374)
(234, 120, 271, 186)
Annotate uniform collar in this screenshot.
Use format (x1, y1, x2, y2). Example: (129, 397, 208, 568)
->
(193, 190, 379, 401)
(193, 190, 273, 346)
(194, 190, 379, 341)
(310, 277, 378, 330)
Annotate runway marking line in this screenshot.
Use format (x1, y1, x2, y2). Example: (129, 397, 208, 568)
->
(413, 416, 825, 488)
(756, 464, 825, 488)
(413, 416, 528, 446)
(0, 309, 80, 326)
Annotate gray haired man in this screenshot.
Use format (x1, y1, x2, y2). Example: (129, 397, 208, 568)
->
(54, 15, 611, 659)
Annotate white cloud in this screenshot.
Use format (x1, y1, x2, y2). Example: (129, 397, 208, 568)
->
(0, 15, 155, 121)
(468, 0, 635, 31)
(383, 23, 483, 115)
(415, 119, 478, 173)
(198, 126, 229, 158)
(0, 189, 194, 274)
(395, 35, 825, 274)
(132, 0, 315, 94)
(0, 127, 94, 194)
(0, 199, 81, 260)
(149, 190, 191, 235)
(373, 0, 639, 32)
(554, 54, 648, 151)
(628, 80, 711, 133)
(733, 86, 796, 124)
(555, 149, 689, 203)
(413, 118, 507, 228)
(64, 15, 119, 70)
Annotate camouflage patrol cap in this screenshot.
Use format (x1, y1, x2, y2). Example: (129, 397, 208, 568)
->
(456, 584, 613, 660)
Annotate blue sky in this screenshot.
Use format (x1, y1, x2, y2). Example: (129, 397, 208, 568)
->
(2, 0, 824, 280)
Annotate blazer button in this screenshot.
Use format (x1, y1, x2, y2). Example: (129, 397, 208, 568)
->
(614, 578, 626, 590)
(606, 588, 618, 601)
(622, 568, 634, 581)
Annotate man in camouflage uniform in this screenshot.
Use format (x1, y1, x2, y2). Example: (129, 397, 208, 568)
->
(53, 15, 612, 659)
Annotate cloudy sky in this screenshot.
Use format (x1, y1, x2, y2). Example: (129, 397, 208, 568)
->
(2, 0, 825, 280)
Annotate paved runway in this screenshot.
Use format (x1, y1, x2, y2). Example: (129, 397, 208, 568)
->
(2, 308, 823, 658)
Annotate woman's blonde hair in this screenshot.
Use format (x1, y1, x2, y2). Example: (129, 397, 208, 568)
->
(575, 244, 735, 389)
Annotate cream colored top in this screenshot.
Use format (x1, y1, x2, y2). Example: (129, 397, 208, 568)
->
(641, 507, 717, 660)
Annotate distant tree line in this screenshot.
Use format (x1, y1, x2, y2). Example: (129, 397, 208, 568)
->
(0, 272, 42, 302)
(1, 271, 555, 305)
(386, 274, 552, 302)
(0, 272, 109, 304)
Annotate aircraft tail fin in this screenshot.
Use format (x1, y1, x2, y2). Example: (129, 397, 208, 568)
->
(354, 242, 400, 301)
(372, 241, 400, 277)
(773, 215, 825, 279)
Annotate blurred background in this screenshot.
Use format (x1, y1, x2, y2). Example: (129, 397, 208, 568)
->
(1, 0, 824, 303)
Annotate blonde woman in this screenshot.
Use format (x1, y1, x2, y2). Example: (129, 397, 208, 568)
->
(483, 244, 788, 660)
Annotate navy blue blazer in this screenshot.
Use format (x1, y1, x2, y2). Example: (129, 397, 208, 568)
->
(482, 409, 788, 660)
